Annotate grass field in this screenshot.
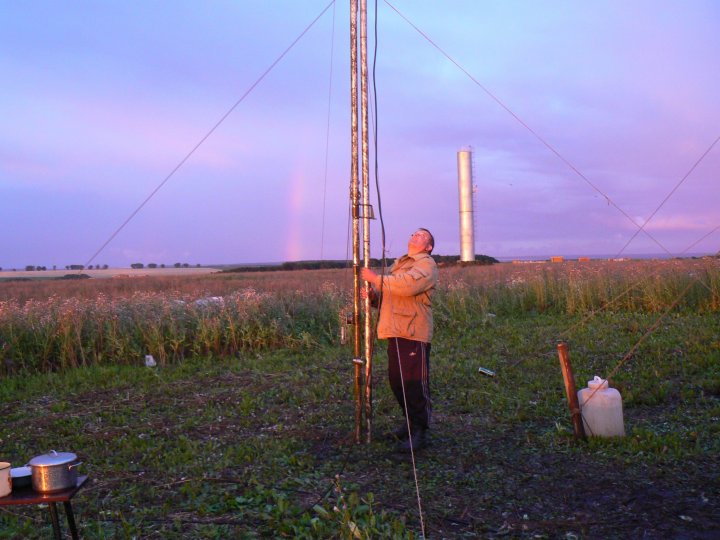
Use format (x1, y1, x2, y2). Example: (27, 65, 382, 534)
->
(0, 259, 718, 538)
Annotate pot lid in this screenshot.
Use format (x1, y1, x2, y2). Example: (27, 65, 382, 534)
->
(11, 466, 32, 477)
(28, 450, 77, 467)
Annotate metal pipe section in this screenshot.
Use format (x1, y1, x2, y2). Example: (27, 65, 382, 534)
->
(457, 148, 475, 262)
(360, 0, 373, 443)
(350, 0, 362, 445)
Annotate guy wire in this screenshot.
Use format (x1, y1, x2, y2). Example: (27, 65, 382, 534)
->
(320, 1, 337, 261)
(615, 134, 720, 258)
(681, 223, 720, 255)
(557, 131, 719, 335)
(562, 220, 718, 406)
(383, 0, 673, 257)
(578, 278, 699, 408)
(380, 3, 720, 392)
(560, 251, 716, 339)
(82, 0, 336, 269)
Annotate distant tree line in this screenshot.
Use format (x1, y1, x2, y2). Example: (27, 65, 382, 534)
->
(130, 263, 200, 269)
(433, 254, 499, 265)
(20, 264, 112, 271)
(16, 262, 203, 271)
(223, 254, 498, 273)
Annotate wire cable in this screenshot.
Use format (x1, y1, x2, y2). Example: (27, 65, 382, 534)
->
(82, 0, 337, 269)
(372, 0, 387, 266)
(681, 223, 720, 255)
(382, 0, 674, 257)
(320, 1, 338, 260)
(393, 339, 428, 538)
(579, 278, 698, 408)
(615, 135, 720, 257)
(382, 3, 720, 391)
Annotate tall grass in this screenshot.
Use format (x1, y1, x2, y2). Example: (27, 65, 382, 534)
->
(0, 287, 346, 375)
(437, 259, 719, 319)
(0, 259, 717, 375)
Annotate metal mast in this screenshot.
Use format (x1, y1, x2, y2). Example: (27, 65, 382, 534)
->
(350, 0, 362, 444)
(360, 0, 373, 443)
(350, 0, 373, 444)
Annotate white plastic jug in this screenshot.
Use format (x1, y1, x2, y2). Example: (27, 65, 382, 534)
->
(577, 376, 625, 437)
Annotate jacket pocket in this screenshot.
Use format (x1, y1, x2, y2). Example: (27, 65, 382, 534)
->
(392, 306, 416, 337)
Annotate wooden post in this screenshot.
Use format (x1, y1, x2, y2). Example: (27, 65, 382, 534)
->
(557, 342, 586, 439)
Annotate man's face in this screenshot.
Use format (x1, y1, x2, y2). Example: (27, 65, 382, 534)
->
(408, 229, 432, 255)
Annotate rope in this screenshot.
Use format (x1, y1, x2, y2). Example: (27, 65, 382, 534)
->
(382, 0, 674, 257)
(82, 0, 336, 269)
(393, 339, 427, 538)
(320, 1, 337, 260)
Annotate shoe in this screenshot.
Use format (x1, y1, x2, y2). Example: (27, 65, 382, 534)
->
(388, 423, 412, 441)
(397, 428, 427, 453)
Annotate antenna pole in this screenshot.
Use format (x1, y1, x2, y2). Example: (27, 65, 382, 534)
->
(350, 0, 363, 444)
(360, 0, 373, 443)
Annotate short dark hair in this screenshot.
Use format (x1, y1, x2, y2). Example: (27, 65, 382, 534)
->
(418, 228, 434, 254)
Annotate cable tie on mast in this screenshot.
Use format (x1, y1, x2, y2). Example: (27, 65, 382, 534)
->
(359, 203, 376, 219)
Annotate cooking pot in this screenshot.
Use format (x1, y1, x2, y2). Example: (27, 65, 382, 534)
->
(28, 451, 82, 493)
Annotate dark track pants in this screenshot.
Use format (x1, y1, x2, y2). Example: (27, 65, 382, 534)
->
(387, 337, 432, 430)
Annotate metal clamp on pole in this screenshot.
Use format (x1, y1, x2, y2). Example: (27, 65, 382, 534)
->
(358, 203, 375, 219)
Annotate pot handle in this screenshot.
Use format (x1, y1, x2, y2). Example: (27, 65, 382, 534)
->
(68, 462, 83, 470)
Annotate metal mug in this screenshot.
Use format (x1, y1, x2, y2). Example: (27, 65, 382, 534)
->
(0, 462, 11, 497)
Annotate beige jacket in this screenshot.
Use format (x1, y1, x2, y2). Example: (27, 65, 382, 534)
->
(375, 252, 438, 343)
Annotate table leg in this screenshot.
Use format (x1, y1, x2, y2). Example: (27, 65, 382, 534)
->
(64, 501, 79, 540)
(48, 502, 62, 540)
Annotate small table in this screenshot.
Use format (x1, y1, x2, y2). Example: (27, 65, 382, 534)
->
(0, 475, 88, 540)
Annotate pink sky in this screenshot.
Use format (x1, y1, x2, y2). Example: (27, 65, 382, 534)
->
(1, 1, 718, 268)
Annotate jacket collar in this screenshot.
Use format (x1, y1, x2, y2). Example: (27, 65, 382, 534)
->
(399, 251, 432, 263)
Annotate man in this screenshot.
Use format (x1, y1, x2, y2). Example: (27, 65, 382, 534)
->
(361, 228, 438, 452)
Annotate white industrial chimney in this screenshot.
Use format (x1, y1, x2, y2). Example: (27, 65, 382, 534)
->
(457, 148, 475, 262)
